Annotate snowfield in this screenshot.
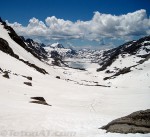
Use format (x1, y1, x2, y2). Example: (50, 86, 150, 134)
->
(0, 22, 150, 137)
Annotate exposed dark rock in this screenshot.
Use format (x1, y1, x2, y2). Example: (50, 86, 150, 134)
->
(85, 84, 111, 87)
(113, 67, 131, 76)
(0, 38, 47, 74)
(54, 43, 64, 48)
(103, 53, 150, 80)
(22, 75, 32, 80)
(56, 76, 60, 79)
(124, 36, 150, 54)
(19, 59, 48, 74)
(138, 54, 150, 64)
(22, 38, 48, 60)
(3, 71, 9, 79)
(104, 67, 133, 80)
(105, 70, 114, 74)
(97, 36, 150, 72)
(0, 38, 19, 59)
(70, 67, 86, 71)
(0, 20, 48, 75)
(0, 67, 3, 73)
(31, 97, 45, 101)
(24, 82, 32, 86)
(100, 109, 150, 134)
(30, 97, 51, 106)
(66, 48, 77, 58)
(66, 78, 110, 87)
(51, 50, 68, 67)
(1, 20, 47, 61)
(50, 50, 61, 59)
(97, 48, 121, 71)
(103, 77, 110, 80)
(26, 76, 32, 81)
(50, 50, 69, 67)
(52, 59, 61, 66)
(51, 50, 63, 66)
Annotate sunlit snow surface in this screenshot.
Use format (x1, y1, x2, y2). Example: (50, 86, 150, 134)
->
(0, 23, 150, 137)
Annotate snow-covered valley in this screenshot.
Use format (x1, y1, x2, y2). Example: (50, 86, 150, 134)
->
(64, 58, 99, 70)
(0, 20, 150, 137)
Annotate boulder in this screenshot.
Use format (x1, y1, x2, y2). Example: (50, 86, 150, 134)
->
(100, 109, 150, 134)
(24, 82, 32, 86)
(30, 97, 51, 106)
(3, 72, 9, 79)
(56, 76, 60, 79)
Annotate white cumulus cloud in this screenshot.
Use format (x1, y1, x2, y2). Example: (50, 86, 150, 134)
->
(7, 9, 150, 42)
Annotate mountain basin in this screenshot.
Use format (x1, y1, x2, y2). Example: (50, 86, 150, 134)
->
(64, 58, 99, 70)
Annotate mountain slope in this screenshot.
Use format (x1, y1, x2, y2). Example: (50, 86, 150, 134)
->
(97, 36, 150, 72)
(44, 43, 77, 58)
(21, 37, 48, 60)
(0, 20, 60, 75)
(0, 20, 150, 137)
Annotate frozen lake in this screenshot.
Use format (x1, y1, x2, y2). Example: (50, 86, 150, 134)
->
(64, 58, 99, 70)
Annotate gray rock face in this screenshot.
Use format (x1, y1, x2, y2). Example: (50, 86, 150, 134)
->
(100, 109, 150, 134)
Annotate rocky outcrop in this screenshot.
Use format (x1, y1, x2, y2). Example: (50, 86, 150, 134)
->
(0, 20, 48, 74)
(56, 76, 60, 79)
(100, 109, 150, 134)
(2, 71, 9, 79)
(19, 59, 48, 74)
(22, 38, 48, 60)
(0, 38, 19, 59)
(0, 19, 48, 61)
(30, 97, 51, 106)
(0, 38, 47, 74)
(97, 36, 150, 72)
(24, 82, 32, 86)
(22, 76, 32, 81)
(66, 48, 77, 58)
(50, 50, 67, 66)
(104, 67, 132, 80)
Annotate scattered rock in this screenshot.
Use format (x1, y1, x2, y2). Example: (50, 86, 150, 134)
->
(103, 77, 110, 80)
(113, 67, 131, 76)
(104, 67, 132, 80)
(24, 82, 32, 86)
(31, 97, 46, 101)
(56, 76, 60, 79)
(100, 109, 150, 134)
(0, 68, 3, 73)
(105, 70, 114, 74)
(22, 76, 32, 81)
(3, 72, 9, 79)
(85, 84, 111, 87)
(72, 67, 86, 71)
(13, 73, 18, 76)
(27, 76, 32, 81)
(30, 97, 51, 106)
(138, 54, 150, 64)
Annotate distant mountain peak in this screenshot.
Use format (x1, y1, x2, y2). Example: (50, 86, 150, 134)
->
(49, 43, 64, 49)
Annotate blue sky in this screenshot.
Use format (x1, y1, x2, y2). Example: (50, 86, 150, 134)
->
(1, 0, 150, 49)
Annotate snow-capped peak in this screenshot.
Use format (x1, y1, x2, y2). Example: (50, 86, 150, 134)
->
(49, 42, 64, 49)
